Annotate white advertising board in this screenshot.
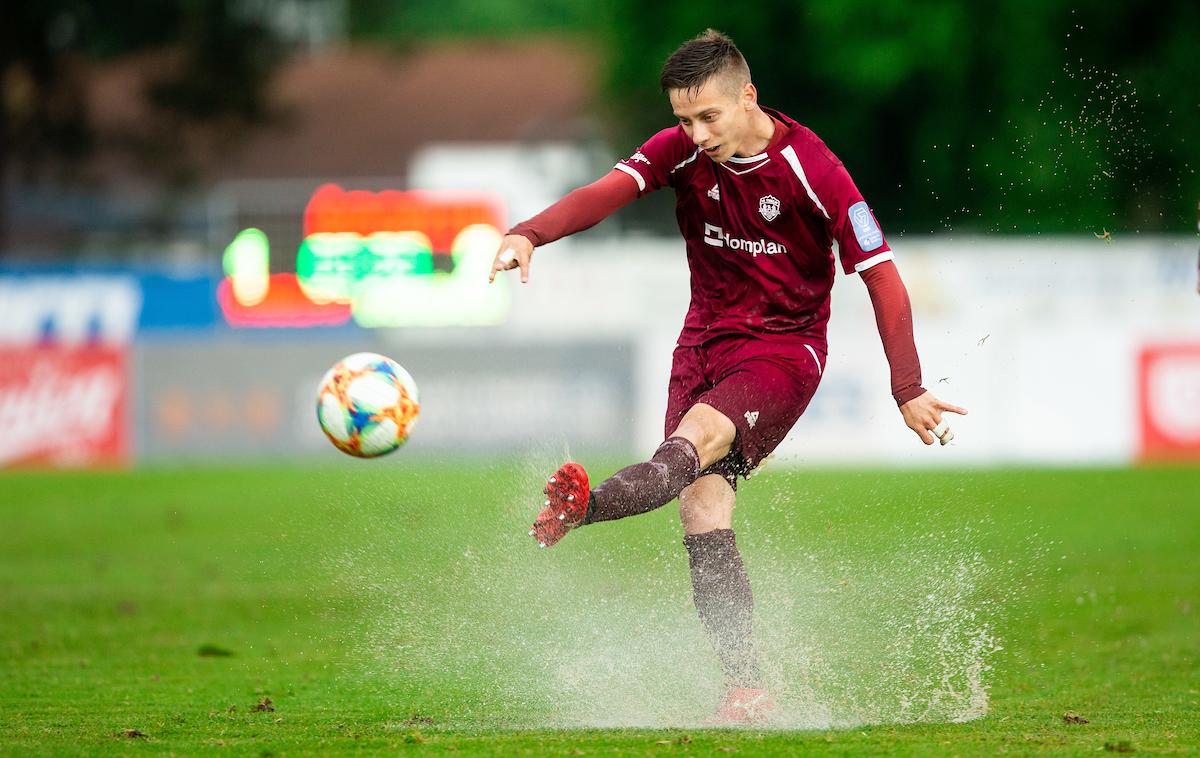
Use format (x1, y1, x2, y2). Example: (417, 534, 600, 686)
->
(515, 236, 1200, 465)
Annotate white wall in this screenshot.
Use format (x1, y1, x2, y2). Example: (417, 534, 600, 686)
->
(487, 235, 1200, 465)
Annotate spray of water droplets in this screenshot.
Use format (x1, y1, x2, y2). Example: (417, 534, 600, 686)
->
(316, 453, 1029, 731)
(906, 14, 1185, 236)
(752, 528, 1003, 727)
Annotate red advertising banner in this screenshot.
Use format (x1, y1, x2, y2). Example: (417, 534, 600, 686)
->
(1138, 343, 1200, 462)
(0, 346, 128, 468)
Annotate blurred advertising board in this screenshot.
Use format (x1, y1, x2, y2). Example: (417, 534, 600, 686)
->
(777, 238, 1200, 466)
(133, 340, 634, 461)
(0, 266, 220, 342)
(0, 346, 128, 468)
(559, 237, 1200, 466)
(0, 182, 513, 340)
(1, 235, 1197, 467)
(1138, 343, 1200, 461)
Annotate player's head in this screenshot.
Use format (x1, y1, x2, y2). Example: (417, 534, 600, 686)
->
(660, 29, 758, 164)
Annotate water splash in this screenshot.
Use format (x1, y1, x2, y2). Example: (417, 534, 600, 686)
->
(752, 540, 1003, 728)
(328, 459, 1015, 730)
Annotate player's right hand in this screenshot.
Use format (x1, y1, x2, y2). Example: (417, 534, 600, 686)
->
(488, 234, 534, 284)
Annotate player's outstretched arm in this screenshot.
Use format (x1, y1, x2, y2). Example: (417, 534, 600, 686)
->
(487, 169, 639, 285)
(860, 259, 967, 445)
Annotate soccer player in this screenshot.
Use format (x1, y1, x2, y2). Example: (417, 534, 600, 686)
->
(488, 29, 966, 724)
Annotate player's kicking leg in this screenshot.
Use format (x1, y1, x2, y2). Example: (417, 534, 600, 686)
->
(529, 338, 821, 726)
(528, 404, 732, 547)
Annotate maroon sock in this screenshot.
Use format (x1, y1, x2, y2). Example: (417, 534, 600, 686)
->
(684, 528, 762, 688)
(582, 436, 700, 524)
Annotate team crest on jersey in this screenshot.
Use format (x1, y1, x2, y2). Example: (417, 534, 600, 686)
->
(745, 410, 760, 429)
(758, 194, 781, 222)
(707, 184, 720, 201)
(630, 151, 650, 165)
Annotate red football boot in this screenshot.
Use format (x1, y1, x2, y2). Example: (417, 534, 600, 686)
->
(528, 462, 590, 548)
(707, 687, 776, 726)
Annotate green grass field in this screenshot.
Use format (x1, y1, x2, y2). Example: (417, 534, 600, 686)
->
(2, 463, 1197, 755)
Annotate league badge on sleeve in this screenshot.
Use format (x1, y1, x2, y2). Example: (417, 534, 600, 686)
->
(848, 201, 884, 251)
(758, 195, 781, 222)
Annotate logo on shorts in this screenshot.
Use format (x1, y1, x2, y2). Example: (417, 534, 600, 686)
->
(707, 184, 720, 202)
(744, 410, 760, 428)
(631, 151, 650, 165)
(758, 195, 781, 222)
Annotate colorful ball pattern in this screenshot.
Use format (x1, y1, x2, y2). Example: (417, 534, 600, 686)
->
(316, 352, 420, 458)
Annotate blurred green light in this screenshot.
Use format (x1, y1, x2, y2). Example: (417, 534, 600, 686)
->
(352, 224, 510, 327)
(297, 231, 436, 304)
(222, 223, 511, 327)
(223, 228, 270, 306)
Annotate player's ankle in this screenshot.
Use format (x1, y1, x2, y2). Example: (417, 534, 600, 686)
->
(579, 491, 599, 525)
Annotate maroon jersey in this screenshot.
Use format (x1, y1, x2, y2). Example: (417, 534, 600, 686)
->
(615, 107, 892, 351)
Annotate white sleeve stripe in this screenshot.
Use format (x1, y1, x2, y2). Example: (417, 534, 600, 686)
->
(613, 162, 646, 192)
(854, 250, 895, 273)
(780, 145, 830, 220)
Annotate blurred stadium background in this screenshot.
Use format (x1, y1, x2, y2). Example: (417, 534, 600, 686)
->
(2, 0, 1198, 469)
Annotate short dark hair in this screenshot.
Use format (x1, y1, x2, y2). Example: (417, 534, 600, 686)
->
(659, 29, 751, 96)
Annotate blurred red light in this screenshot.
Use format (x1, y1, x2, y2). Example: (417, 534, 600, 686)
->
(303, 184, 504, 253)
(217, 274, 352, 328)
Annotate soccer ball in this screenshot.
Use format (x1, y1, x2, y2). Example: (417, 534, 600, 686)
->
(316, 352, 420, 458)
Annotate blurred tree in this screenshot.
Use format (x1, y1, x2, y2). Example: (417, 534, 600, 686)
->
(601, 0, 1199, 236)
(0, 0, 286, 254)
(7, 0, 1195, 249)
(347, 0, 604, 44)
(1, 2, 92, 249)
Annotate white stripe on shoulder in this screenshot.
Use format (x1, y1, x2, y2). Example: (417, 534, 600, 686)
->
(854, 250, 895, 273)
(613, 162, 646, 192)
(672, 148, 702, 172)
(780, 145, 830, 220)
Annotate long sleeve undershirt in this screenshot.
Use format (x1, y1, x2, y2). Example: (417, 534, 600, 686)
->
(860, 260, 925, 406)
(507, 169, 925, 407)
(508, 169, 639, 247)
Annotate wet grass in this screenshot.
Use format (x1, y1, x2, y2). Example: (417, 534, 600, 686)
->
(1, 464, 1196, 755)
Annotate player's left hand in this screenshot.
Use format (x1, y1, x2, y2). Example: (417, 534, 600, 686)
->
(900, 391, 967, 446)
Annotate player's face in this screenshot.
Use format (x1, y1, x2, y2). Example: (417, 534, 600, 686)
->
(669, 76, 754, 164)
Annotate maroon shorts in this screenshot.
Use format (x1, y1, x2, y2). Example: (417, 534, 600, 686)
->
(664, 335, 825, 485)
